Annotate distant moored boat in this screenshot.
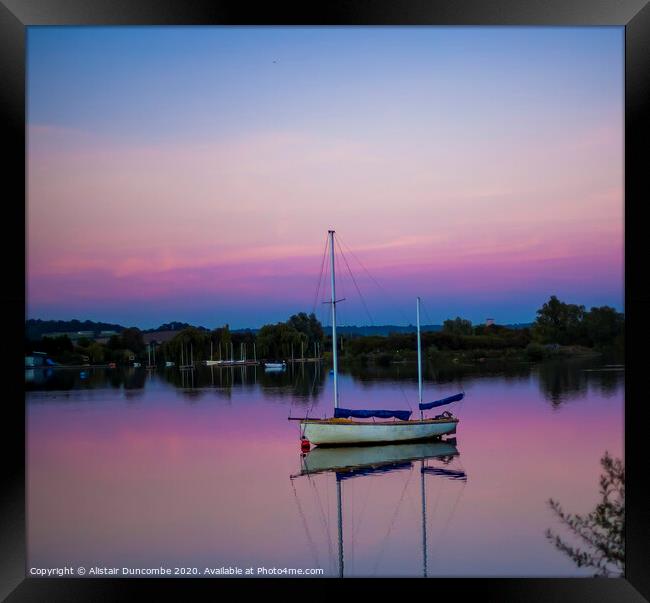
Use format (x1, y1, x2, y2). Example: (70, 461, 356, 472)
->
(264, 361, 286, 371)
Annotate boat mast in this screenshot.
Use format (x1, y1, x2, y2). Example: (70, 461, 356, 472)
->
(417, 296, 423, 419)
(329, 230, 339, 409)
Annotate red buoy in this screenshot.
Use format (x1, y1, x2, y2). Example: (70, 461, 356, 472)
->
(300, 437, 311, 452)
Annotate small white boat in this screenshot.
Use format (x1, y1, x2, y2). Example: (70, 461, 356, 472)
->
(299, 230, 463, 447)
(264, 362, 286, 370)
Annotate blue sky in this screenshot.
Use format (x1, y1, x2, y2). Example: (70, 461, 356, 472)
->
(27, 27, 624, 328)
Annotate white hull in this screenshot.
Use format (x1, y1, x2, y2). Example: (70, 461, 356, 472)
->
(301, 418, 457, 446)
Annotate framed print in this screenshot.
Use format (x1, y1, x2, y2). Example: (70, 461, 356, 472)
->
(1, 1, 649, 601)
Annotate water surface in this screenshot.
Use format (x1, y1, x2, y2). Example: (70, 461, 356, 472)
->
(26, 358, 624, 577)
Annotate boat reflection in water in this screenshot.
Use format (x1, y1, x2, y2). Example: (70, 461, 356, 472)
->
(290, 439, 466, 577)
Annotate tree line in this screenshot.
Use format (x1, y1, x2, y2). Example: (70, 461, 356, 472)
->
(339, 296, 623, 364)
(25, 297, 623, 366)
(25, 312, 325, 366)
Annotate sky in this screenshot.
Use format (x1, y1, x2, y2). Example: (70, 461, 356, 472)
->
(26, 26, 624, 329)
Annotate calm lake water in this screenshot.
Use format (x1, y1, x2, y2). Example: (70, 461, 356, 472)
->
(26, 357, 624, 577)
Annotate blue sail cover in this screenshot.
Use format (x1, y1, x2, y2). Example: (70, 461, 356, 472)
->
(334, 408, 412, 421)
(336, 462, 413, 481)
(418, 392, 464, 411)
(421, 466, 467, 481)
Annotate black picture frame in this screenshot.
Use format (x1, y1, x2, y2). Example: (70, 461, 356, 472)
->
(2, 1, 648, 601)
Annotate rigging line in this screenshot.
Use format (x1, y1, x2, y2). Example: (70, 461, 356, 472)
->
(397, 381, 413, 412)
(337, 233, 411, 326)
(309, 474, 336, 571)
(442, 477, 466, 537)
(290, 478, 321, 568)
(371, 466, 415, 576)
(420, 297, 435, 329)
(306, 363, 319, 416)
(421, 297, 466, 393)
(423, 467, 444, 551)
(335, 237, 374, 325)
(334, 237, 347, 310)
(429, 464, 444, 520)
(312, 233, 330, 316)
(334, 266, 344, 330)
(401, 479, 419, 515)
(428, 474, 466, 570)
(319, 244, 331, 330)
(351, 467, 376, 542)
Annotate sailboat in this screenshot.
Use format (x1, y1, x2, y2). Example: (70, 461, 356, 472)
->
(298, 230, 464, 446)
(290, 440, 467, 577)
(205, 339, 219, 366)
(265, 361, 287, 370)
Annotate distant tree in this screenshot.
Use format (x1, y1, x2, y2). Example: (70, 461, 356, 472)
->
(219, 324, 232, 350)
(546, 452, 624, 576)
(532, 296, 586, 345)
(287, 312, 324, 347)
(583, 306, 624, 348)
(107, 334, 122, 351)
(256, 322, 302, 359)
(442, 317, 473, 336)
(474, 323, 509, 336)
(105, 328, 145, 358)
(204, 326, 231, 359)
(119, 328, 145, 354)
(151, 321, 199, 332)
(164, 328, 209, 363)
(118, 349, 134, 364)
(87, 342, 105, 363)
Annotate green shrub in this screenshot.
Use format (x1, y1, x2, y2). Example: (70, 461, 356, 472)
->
(525, 342, 549, 361)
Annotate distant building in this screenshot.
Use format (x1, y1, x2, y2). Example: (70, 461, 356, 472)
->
(485, 318, 495, 327)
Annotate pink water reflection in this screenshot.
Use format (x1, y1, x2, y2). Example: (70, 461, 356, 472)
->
(27, 365, 623, 576)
